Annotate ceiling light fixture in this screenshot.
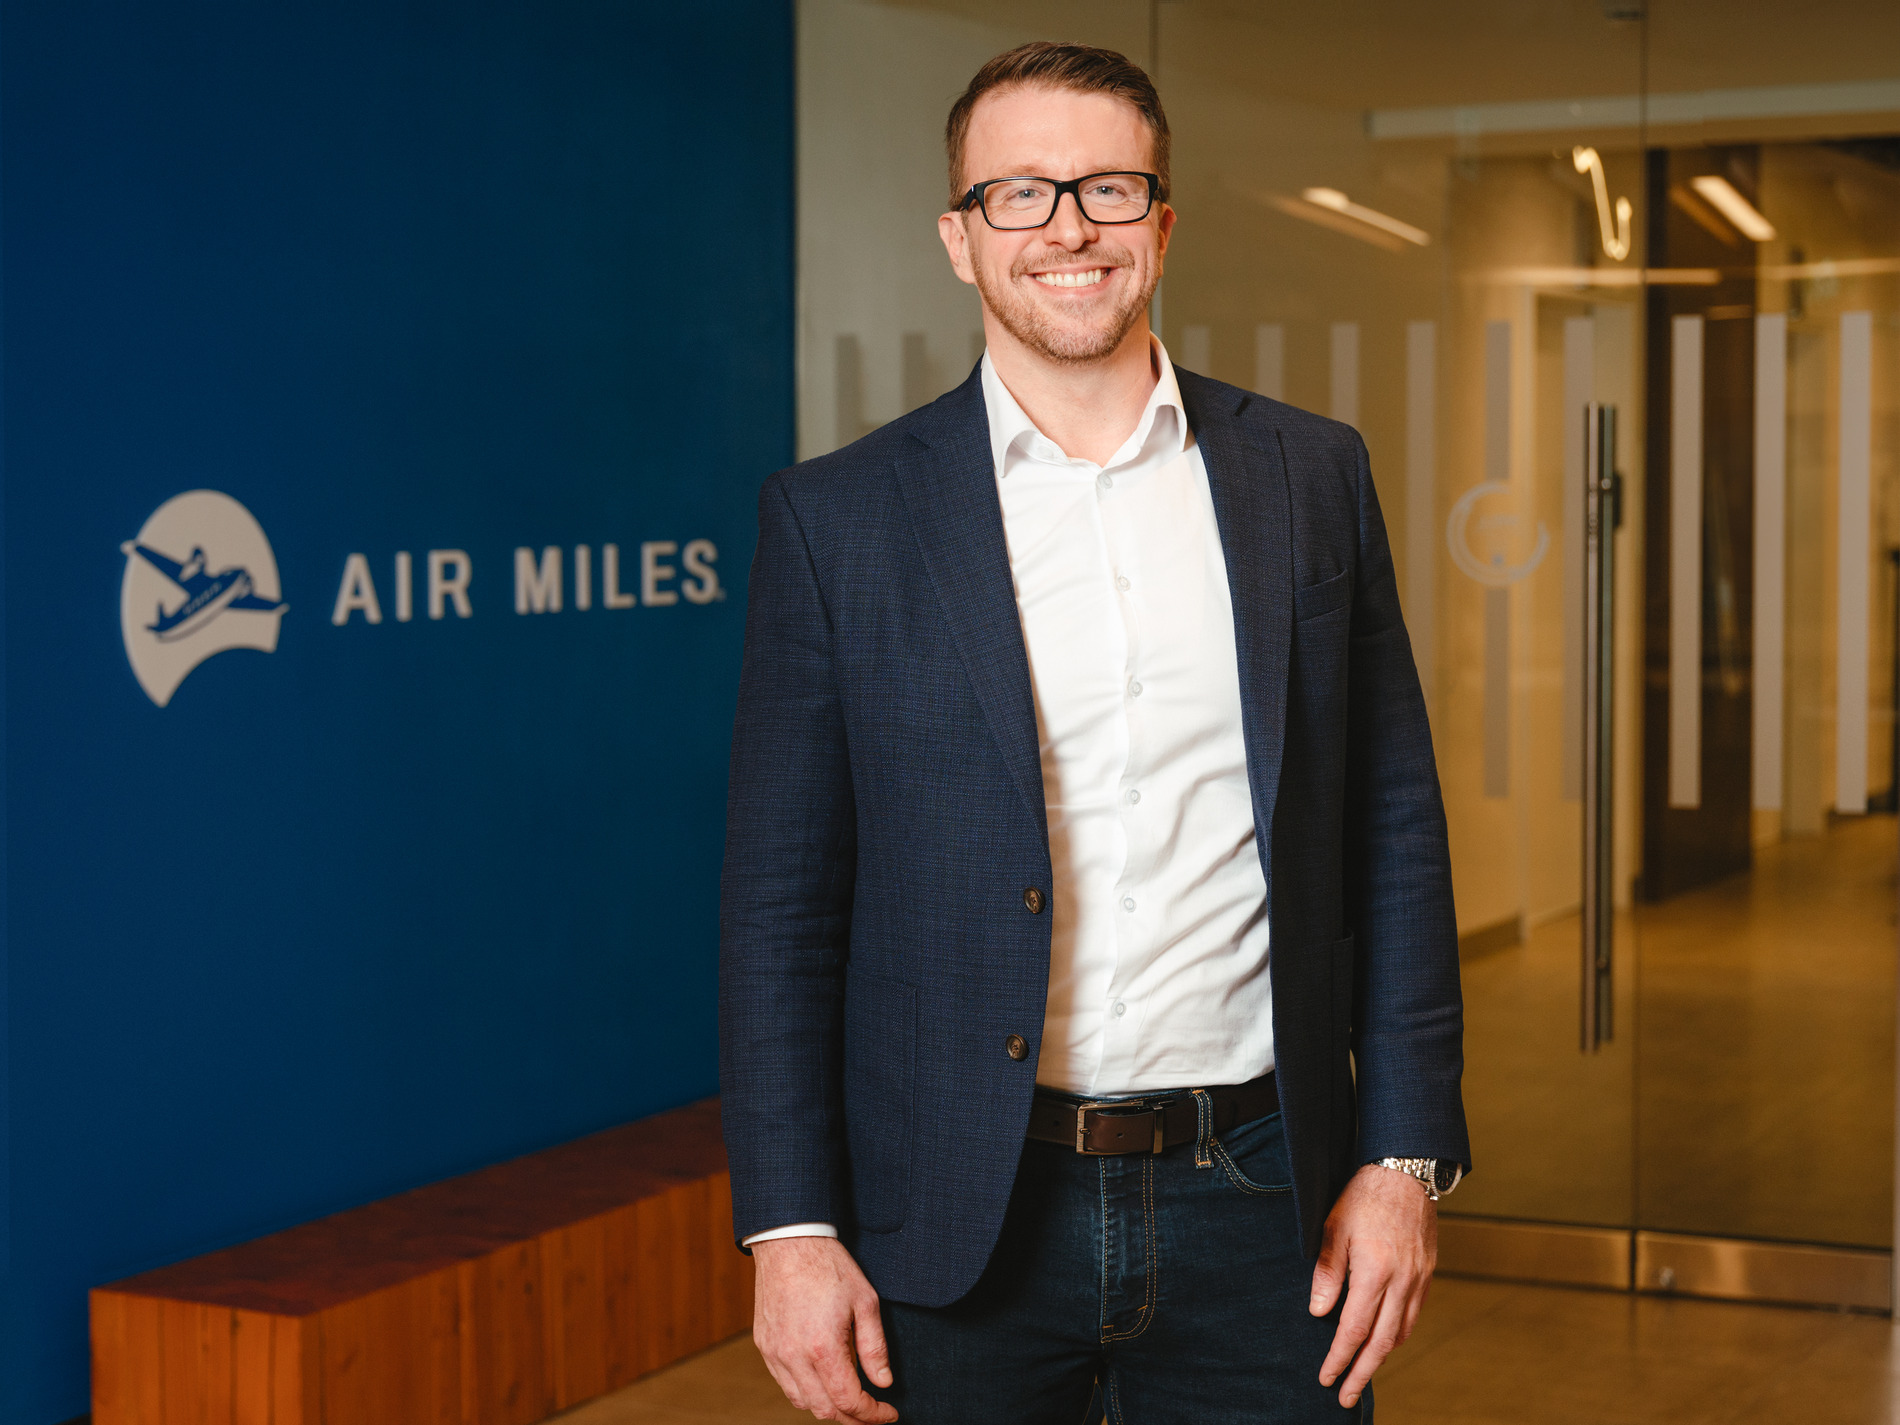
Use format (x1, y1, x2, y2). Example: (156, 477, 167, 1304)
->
(1572, 147, 1633, 261)
(1688, 175, 1776, 241)
(1299, 187, 1431, 246)
(1669, 184, 1742, 247)
(1261, 192, 1407, 251)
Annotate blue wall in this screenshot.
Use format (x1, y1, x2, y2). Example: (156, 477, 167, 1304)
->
(0, 3, 793, 1418)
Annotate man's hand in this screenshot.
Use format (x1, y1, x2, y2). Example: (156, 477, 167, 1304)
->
(1307, 1163, 1437, 1409)
(752, 1236, 898, 1423)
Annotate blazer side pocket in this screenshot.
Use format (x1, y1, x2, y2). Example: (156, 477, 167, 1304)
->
(1294, 567, 1352, 622)
(843, 970, 917, 1234)
(1328, 932, 1356, 1053)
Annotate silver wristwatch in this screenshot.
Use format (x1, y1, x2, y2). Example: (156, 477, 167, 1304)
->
(1376, 1157, 1463, 1202)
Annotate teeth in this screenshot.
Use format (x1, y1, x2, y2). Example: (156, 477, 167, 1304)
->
(1032, 268, 1107, 288)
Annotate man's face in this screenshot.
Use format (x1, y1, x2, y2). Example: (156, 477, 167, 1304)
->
(939, 85, 1175, 366)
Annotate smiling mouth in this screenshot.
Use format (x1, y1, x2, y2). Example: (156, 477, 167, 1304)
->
(1031, 268, 1110, 289)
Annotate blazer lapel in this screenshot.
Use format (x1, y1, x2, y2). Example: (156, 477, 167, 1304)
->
(1179, 371, 1294, 887)
(895, 371, 1049, 843)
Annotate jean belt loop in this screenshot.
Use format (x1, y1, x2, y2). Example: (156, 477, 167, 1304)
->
(1191, 1088, 1215, 1169)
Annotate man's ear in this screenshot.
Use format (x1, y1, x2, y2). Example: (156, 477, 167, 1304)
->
(938, 210, 978, 287)
(1155, 203, 1176, 265)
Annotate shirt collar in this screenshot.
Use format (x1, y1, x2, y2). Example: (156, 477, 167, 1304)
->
(980, 334, 1189, 481)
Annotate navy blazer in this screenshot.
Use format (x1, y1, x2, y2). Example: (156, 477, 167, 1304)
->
(719, 364, 1469, 1308)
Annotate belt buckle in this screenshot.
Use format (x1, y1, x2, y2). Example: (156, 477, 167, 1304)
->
(1073, 1099, 1167, 1155)
(1079, 1102, 1117, 1162)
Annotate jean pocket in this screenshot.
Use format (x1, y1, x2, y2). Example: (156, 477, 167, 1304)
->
(1211, 1110, 1294, 1196)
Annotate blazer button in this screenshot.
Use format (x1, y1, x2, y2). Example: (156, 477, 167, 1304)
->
(1023, 886, 1045, 914)
(1005, 1034, 1029, 1061)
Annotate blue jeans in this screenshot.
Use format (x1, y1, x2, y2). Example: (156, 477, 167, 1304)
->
(871, 1096, 1368, 1424)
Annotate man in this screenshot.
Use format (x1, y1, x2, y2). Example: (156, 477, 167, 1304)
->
(720, 41, 1468, 1425)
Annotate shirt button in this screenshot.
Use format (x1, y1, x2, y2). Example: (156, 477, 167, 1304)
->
(1122, 896, 1137, 912)
(1126, 788, 1141, 804)
(1129, 681, 1144, 697)
(1023, 886, 1045, 914)
(1098, 473, 1114, 490)
(1005, 1033, 1029, 1061)
(1113, 1000, 1127, 1018)
(1116, 575, 1131, 591)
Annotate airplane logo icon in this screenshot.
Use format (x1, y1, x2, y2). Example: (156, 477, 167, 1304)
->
(121, 541, 289, 642)
(119, 490, 289, 706)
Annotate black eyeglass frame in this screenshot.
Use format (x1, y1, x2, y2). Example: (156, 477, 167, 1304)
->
(957, 171, 1163, 230)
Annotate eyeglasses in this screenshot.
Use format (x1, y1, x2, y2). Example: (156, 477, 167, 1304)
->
(958, 172, 1161, 230)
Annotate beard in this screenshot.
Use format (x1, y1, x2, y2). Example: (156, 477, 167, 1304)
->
(973, 241, 1157, 365)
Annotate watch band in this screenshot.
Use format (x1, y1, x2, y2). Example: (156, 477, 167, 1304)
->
(1376, 1156, 1460, 1201)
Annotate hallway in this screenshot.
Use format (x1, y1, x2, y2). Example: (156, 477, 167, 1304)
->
(1454, 812, 1897, 1247)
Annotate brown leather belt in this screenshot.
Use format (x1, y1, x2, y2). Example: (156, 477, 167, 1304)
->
(1026, 1073, 1278, 1156)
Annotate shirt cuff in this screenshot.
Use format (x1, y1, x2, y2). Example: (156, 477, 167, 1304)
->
(742, 1222, 839, 1247)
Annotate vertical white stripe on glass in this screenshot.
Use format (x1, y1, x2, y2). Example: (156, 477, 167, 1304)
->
(1753, 313, 1788, 811)
(1562, 316, 1594, 803)
(1482, 320, 1511, 798)
(1254, 324, 1284, 401)
(1484, 589, 1510, 798)
(1484, 321, 1511, 486)
(1404, 321, 1436, 708)
(901, 331, 929, 413)
(1179, 323, 1212, 374)
(1330, 322, 1360, 428)
(1837, 311, 1873, 814)
(1670, 315, 1704, 809)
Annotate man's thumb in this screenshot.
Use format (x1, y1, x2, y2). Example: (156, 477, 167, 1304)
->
(855, 1296, 893, 1388)
(1309, 1232, 1344, 1316)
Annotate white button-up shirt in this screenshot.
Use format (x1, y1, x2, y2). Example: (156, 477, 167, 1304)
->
(985, 339, 1274, 1096)
(742, 338, 1275, 1245)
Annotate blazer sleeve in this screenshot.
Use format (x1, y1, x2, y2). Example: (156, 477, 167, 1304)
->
(1339, 430, 1473, 1172)
(718, 470, 857, 1243)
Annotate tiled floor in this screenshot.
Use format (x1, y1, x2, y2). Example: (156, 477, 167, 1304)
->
(1632, 816, 1896, 1245)
(555, 1278, 1900, 1424)
(1454, 814, 1896, 1246)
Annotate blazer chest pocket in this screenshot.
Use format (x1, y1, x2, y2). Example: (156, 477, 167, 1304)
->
(843, 971, 917, 1234)
(1294, 567, 1352, 622)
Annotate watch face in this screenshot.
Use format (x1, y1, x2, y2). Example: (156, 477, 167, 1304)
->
(1432, 1160, 1461, 1194)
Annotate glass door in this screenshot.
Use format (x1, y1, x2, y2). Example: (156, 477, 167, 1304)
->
(1628, 119, 1900, 1279)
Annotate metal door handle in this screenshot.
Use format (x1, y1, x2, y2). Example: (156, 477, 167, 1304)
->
(1582, 404, 1618, 1052)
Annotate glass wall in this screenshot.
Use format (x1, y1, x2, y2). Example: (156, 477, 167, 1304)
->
(799, 0, 1900, 1264)
(1147, 4, 1652, 1233)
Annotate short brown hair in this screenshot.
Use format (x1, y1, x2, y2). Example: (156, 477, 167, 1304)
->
(944, 41, 1171, 211)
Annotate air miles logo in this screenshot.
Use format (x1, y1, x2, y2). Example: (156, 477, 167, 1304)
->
(120, 490, 289, 707)
(121, 489, 724, 706)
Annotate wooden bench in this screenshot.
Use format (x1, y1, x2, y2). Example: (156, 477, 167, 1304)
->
(90, 1098, 753, 1425)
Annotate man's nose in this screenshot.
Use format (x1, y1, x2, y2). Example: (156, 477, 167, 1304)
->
(1044, 190, 1097, 247)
